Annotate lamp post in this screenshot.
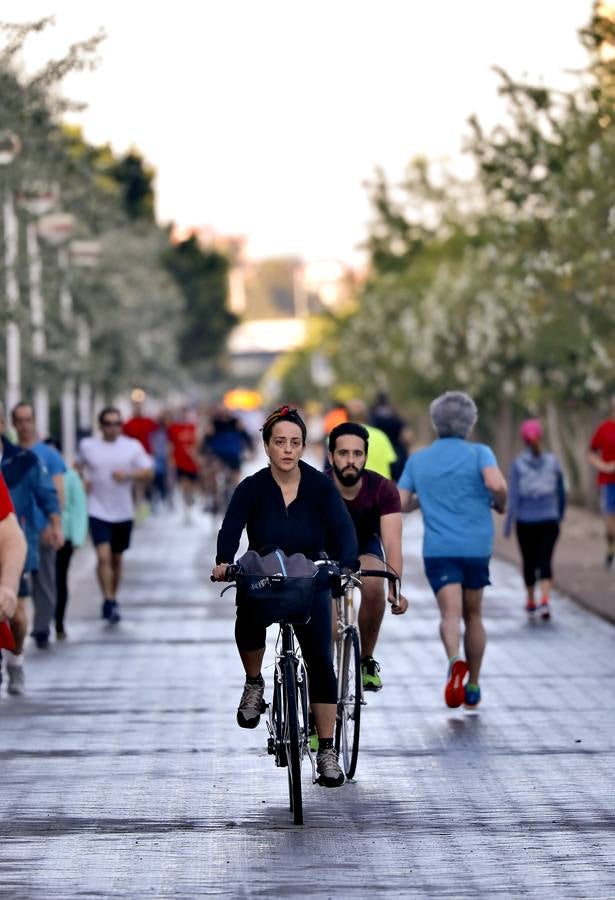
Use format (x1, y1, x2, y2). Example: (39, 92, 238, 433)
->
(16, 184, 62, 437)
(36, 211, 77, 456)
(70, 239, 101, 440)
(0, 130, 22, 415)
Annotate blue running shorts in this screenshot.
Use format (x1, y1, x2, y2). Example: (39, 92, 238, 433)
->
(423, 556, 491, 597)
(600, 483, 615, 515)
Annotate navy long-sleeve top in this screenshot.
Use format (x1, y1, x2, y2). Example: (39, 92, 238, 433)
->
(216, 460, 359, 570)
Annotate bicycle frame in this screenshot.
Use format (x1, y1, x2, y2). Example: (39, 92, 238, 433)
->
(334, 572, 363, 698)
(333, 563, 400, 779)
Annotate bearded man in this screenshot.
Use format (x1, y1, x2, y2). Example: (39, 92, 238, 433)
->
(327, 422, 408, 692)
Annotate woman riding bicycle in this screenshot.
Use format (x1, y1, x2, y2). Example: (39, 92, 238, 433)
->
(211, 406, 358, 788)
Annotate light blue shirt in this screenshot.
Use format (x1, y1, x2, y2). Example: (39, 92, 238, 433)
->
(398, 438, 497, 558)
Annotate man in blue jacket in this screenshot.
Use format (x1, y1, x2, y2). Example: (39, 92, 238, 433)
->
(11, 402, 65, 649)
(0, 405, 62, 693)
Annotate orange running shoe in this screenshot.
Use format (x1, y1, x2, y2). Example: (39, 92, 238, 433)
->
(445, 659, 469, 708)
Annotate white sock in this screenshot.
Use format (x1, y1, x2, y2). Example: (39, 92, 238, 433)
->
(6, 651, 24, 666)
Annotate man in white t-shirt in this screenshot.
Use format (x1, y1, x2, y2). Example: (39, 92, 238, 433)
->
(76, 407, 153, 624)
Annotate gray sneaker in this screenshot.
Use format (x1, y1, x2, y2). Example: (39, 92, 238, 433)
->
(7, 664, 25, 696)
(236, 678, 266, 728)
(316, 747, 345, 787)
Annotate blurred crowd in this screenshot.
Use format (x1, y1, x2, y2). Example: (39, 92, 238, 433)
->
(0, 384, 613, 706)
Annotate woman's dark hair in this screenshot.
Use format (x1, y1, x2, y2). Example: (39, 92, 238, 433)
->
(328, 422, 369, 453)
(261, 406, 307, 444)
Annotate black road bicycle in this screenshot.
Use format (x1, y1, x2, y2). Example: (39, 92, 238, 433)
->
(266, 612, 312, 825)
(333, 562, 400, 780)
(213, 564, 315, 826)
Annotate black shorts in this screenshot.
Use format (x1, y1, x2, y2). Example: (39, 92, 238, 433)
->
(176, 468, 199, 482)
(214, 453, 241, 473)
(89, 517, 133, 554)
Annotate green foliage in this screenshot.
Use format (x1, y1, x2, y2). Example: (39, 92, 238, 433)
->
(110, 150, 156, 221)
(162, 236, 237, 373)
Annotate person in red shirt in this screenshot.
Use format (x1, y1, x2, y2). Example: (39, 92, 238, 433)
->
(123, 400, 158, 453)
(0, 473, 27, 625)
(589, 395, 615, 568)
(167, 408, 200, 524)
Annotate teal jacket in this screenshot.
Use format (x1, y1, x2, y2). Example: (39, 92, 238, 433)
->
(62, 468, 88, 547)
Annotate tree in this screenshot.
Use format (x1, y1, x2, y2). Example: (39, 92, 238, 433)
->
(0, 18, 186, 406)
(110, 150, 155, 221)
(162, 235, 236, 374)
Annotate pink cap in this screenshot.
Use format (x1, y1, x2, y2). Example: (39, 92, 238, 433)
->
(520, 418, 543, 443)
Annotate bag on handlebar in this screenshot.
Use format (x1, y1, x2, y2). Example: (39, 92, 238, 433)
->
(234, 549, 318, 624)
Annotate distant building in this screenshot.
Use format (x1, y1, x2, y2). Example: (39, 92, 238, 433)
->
(169, 224, 363, 380)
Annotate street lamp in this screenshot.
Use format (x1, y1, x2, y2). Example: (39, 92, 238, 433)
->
(70, 239, 102, 442)
(36, 211, 77, 456)
(16, 184, 63, 437)
(0, 130, 22, 415)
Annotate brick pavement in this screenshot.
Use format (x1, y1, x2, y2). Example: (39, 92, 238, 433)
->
(1, 505, 614, 898)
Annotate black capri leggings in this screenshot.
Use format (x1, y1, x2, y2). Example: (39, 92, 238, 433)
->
(516, 520, 560, 586)
(235, 588, 336, 704)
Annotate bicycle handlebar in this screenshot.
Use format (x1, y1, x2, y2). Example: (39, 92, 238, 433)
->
(210, 563, 243, 583)
(211, 561, 400, 602)
(358, 568, 398, 583)
(357, 568, 400, 603)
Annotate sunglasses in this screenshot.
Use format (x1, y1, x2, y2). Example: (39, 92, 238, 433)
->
(101, 419, 122, 426)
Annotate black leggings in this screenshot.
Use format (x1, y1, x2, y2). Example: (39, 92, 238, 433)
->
(516, 520, 560, 587)
(55, 540, 75, 630)
(235, 588, 336, 704)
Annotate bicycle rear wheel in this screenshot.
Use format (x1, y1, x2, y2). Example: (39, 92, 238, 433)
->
(335, 626, 361, 779)
(283, 657, 303, 825)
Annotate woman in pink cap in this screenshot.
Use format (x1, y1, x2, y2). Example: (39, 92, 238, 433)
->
(504, 419, 566, 618)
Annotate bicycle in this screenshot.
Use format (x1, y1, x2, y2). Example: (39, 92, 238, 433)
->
(333, 561, 400, 780)
(212, 563, 315, 826)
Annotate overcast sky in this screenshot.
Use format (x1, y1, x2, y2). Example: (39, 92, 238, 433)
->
(2, 1, 593, 263)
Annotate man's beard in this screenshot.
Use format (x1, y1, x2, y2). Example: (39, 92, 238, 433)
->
(333, 461, 365, 487)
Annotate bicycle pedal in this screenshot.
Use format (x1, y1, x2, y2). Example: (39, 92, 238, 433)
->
(267, 737, 275, 755)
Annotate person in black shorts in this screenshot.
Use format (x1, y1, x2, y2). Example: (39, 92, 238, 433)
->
(76, 408, 153, 624)
(212, 406, 358, 788)
(328, 422, 408, 692)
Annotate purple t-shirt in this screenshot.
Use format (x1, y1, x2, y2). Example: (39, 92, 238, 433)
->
(329, 469, 400, 549)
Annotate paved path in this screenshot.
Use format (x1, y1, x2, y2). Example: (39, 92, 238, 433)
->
(1, 507, 614, 899)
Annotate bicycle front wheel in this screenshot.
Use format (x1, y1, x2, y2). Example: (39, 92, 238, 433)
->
(283, 657, 303, 825)
(335, 626, 362, 779)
